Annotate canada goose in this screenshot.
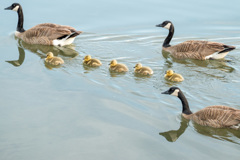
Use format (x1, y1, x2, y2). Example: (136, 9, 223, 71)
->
(45, 52, 64, 65)
(162, 87, 240, 129)
(156, 21, 235, 60)
(134, 63, 153, 75)
(109, 60, 128, 72)
(83, 55, 102, 67)
(164, 70, 184, 82)
(5, 3, 82, 46)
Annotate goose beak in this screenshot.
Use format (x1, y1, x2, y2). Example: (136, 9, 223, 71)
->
(5, 6, 12, 10)
(156, 24, 163, 27)
(161, 90, 170, 94)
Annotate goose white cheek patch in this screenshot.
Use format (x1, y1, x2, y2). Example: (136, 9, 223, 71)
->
(171, 89, 179, 97)
(164, 23, 171, 30)
(13, 6, 19, 12)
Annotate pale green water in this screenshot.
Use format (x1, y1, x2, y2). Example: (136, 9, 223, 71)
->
(0, 0, 240, 160)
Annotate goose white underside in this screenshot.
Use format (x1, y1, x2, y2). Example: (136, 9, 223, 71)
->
(205, 52, 229, 60)
(230, 123, 240, 129)
(53, 37, 75, 46)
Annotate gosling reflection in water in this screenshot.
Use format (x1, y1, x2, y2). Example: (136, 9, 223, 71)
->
(160, 117, 240, 144)
(6, 47, 25, 67)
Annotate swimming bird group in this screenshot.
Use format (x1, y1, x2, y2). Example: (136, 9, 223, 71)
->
(5, 3, 240, 130)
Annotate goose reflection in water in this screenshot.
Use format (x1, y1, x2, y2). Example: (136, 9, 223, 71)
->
(5, 46, 25, 67)
(18, 39, 79, 58)
(6, 38, 79, 68)
(162, 50, 234, 73)
(159, 117, 240, 144)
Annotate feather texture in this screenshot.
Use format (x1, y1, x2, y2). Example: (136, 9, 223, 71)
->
(162, 87, 240, 130)
(183, 105, 240, 128)
(156, 21, 235, 60)
(163, 40, 231, 60)
(17, 23, 82, 45)
(6, 3, 82, 46)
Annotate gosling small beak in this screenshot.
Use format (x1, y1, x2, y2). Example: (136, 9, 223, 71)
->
(156, 24, 163, 27)
(165, 71, 167, 74)
(108, 63, 110, 65)
(133, 67, 135, 68)
(5, 6, 12, 10)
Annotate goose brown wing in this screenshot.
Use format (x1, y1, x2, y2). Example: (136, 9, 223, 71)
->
(24, 23, 79, 40)
(170, 40, 225, 60)
(34, 23, 76, 31)
(191, 105, 240, 128)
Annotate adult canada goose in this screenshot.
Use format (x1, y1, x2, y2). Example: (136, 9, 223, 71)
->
(162, 87, 240, 129)
(109, 59, 128, 72)
(156, 21, 235, 60)
(164, 70, 184, 82)
(45, 52, 64, 65)
(134, 63, 153, 75)
(83, 55, 102, 67)
(5, 3, 82, 46)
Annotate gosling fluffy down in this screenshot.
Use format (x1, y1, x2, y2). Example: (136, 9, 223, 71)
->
(45, 52, 64, 65)
(134, 63, 153, 75)
(109, 59, 128, 72)
(164, 70, 184, 82)
(83, 55, 102, 67)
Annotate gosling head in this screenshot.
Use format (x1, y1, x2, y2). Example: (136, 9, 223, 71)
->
(156, 20, 172, 30)
(109, 59, 117, 66)
(161, 87, 180, 97)
(46, 52, 54, 59)
(134, 63, 142, 69)
(83, 55, 91, 61)
(165, 70, 174, 76)
(5, 3, 20, 12)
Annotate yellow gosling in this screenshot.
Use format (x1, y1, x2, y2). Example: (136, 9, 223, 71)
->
(45, 52, 64, 65)
(83, 55, 102, 67)
(164, 70, 184, 82)
(109, 59, 128, 73)
(134, 63, 153, 75)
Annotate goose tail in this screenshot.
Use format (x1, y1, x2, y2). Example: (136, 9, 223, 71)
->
(219, 45, 236, 54)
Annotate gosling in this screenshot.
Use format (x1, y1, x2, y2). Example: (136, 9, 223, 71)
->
(164, 70, 184, 82)
(134, 63, 153, 75)
(83, 55, 102, 67)
(45, 52, 64, 65)
(109, 59, 128, 73)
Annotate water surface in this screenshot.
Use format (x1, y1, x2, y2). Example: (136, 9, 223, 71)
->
(0, 0, 240, 160)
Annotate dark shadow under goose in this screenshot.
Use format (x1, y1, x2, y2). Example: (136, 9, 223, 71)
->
(5, 3, 82, 46)
(162, 87, 240, 129)
(156, 21, 235, 60)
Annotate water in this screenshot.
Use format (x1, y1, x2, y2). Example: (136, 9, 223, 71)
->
(0, 0, 240, 159)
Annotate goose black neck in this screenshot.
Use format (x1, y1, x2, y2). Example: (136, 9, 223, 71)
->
(163, 24, 174, 48)
(17, 6, 25, 32)
(177, 91, 192, 115)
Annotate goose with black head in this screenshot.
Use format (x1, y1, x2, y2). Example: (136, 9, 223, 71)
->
(162, 87, 240, 129)
(5, 3, 82, 46)
(156, 21, 235, 60)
